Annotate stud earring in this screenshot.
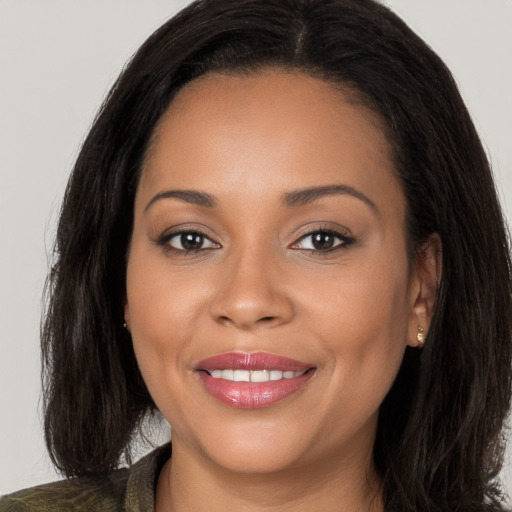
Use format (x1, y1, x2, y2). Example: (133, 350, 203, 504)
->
(416, 325, 425, 348)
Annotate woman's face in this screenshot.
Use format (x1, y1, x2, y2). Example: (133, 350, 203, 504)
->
(126, 70, 430, 475)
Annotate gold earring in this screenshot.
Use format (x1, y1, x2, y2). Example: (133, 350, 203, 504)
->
(416, 325, 425, 348)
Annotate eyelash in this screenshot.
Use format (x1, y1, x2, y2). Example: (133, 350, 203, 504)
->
(292, 228, 355, 254)
(156, 229, 219, 255)
(156, 228, 354, 256)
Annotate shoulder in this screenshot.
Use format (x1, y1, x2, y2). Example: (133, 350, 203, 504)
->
(0, 469, 129, 511)
(0, 443, 172, 512)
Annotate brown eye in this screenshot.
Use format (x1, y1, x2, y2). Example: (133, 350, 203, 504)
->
(167, 231, 217, 252)
(311, 232, 336, 250)
(294, 230, 353, 252)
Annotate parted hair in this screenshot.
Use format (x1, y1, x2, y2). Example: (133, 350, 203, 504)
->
(42, 0, 512, 510)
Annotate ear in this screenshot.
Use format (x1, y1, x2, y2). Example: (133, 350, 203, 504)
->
(407, 233, 442, 348)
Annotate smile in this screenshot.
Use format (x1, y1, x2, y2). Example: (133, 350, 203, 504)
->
(195, 352, 316, 409)
(208, 369, 307, 382)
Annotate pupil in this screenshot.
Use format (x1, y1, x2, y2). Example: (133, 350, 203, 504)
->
(312, 232, 334, 250)
(181, 233, 203, 250)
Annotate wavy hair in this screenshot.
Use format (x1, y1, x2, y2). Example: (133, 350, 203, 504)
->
(42, 0, 512, 510)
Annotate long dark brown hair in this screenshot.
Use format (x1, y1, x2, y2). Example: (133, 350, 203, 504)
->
(42, 1, 512, 510)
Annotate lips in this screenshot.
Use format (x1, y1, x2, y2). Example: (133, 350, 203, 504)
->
(195, 352, 316, 409)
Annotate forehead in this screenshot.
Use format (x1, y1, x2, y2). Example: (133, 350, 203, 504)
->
(139, 70, 403, 218)
(149, 69, 391, 159)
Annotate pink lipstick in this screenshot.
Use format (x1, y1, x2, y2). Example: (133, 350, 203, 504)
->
(195, 352, 315, 409)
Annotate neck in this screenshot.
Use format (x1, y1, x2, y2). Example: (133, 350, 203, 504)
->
(156, 437, 384, 512)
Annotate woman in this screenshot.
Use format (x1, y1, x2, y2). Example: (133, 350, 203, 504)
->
(1, 0, 510, 510)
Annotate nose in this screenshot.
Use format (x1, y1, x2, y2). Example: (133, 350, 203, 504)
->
(209, 247, 294, 331)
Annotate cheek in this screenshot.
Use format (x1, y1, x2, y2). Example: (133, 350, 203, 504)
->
(298, 250, 411, 399)
(301, 250, 410, 340)
(127, 238, 210, 332)
(126, 258, 207, 431)
(125, 247, 199, 386)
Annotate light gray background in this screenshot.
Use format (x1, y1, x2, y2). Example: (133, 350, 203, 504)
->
(1, 0, 511, 496)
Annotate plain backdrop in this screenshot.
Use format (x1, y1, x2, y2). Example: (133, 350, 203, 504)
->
(1, 0, 511, 496)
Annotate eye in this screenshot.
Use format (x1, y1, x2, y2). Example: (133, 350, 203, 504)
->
(293, 230, 353, 252)
(162, 230, 219, 253)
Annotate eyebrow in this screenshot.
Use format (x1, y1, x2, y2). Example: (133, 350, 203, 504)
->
(145, 189, 217, 212)
(144, 183, 378, 215)
(282, 184, 379, 214)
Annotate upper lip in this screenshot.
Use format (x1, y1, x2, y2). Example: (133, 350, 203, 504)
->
(195, 352, 314, 372)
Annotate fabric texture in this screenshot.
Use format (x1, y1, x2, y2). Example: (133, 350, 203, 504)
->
(0, 443, 171, 511)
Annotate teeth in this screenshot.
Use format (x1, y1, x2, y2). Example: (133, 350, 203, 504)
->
(251, 370, 269, 382)
(270, 370, 283, 381)
(233, 369, 250, 382)
(222, 369, 234, 380)
(209, 369, 306, 382)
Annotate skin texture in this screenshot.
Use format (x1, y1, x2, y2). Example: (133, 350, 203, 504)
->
(125, 70, 440, 511)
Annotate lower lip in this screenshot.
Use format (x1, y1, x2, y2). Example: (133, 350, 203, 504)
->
(197, 370, 315, 409)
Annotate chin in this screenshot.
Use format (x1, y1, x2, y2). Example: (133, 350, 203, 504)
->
(192, 415, 316, 474)
(205, 439, 308, 475)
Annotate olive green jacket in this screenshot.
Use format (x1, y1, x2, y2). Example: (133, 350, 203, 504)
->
(0, 443, 171, 511)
